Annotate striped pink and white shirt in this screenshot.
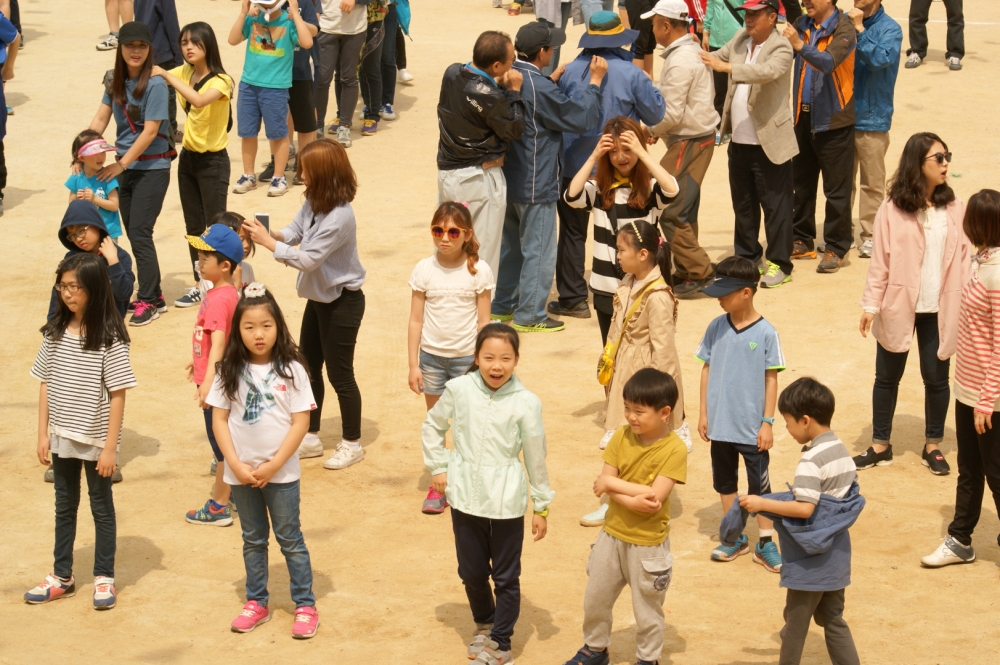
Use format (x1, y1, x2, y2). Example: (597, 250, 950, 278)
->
(954, 248, 1000, 413)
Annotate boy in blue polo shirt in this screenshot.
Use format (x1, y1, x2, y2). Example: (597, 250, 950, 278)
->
(229, 0, 314, 197)
(696, 255, 785, 571)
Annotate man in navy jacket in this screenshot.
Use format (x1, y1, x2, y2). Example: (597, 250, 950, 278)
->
(495, 20, 606, 332)
(135, 0, 182, 137)
(848, 0, 900, 260)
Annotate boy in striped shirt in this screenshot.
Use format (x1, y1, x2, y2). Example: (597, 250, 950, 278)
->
(739, 377, 861, 665)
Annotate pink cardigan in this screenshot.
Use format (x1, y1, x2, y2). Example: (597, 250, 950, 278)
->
(860, 197, 971, 359)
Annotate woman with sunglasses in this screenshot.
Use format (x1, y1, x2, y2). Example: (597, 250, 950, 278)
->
(407, 201, 493, 514)
(242, 139, 368, 472)
(89, 21, 175, 327)
(857, 132, 971, 476)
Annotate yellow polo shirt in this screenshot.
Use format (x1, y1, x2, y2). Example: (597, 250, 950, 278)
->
(168, 65, 233, 153)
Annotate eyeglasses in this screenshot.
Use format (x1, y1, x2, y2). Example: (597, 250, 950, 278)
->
(67, 226, 91, 240)
(431, 226, 463, 239)
(924, 152, 953, 165)
(54, 283, 83, 294)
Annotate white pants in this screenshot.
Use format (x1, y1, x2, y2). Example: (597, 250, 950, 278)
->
(437, 165, 507, 282)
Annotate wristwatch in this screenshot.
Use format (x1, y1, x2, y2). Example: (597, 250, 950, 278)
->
(761, 417, 775, 425)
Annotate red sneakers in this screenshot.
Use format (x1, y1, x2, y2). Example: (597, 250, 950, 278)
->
(292, 606, 320, 639)
(231, 600, 270, 633)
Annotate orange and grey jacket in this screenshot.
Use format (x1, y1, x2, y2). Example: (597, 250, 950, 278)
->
(791, 10, 857, 133)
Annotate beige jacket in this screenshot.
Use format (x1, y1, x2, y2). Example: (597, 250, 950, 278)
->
(717, 28, 799, 165)
(650, 34, 720, 144)
(603, 267, 685, 431)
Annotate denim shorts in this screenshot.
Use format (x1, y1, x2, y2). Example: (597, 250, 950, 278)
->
(237, 81, 290, 140)
(419, 350, 473, 396)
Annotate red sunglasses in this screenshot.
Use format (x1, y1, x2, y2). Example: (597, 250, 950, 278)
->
(431, 226, 463, 239)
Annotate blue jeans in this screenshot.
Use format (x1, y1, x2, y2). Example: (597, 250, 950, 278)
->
(230, 480, 315, 607)
(419, 350, 474, 395)
(581, 0, 615, 24)
(543, 2, 574, 76)
(493, 201, 558, 325)
(237, 81, 290, 140)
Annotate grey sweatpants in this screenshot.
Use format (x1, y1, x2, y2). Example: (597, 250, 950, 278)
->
(437, 165, 506, 282)
(779, 588, 860, 665)
(582, 530, 674, 663)
(315, 31, 366, 128)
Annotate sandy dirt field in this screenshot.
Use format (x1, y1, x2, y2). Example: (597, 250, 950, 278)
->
(3, 0, 1000, 663)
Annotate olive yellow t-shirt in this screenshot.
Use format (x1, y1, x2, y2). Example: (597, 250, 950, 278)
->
(168, 65, 233, 153)
(602, 425, 687, 546)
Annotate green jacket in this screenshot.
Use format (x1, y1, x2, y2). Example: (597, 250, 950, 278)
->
(422, 372, 554, 519)
(704, 0, 744, 49)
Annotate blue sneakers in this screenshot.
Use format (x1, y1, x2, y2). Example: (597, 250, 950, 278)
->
(562, 646, 609, 665)
(754, 541, 783, 573)
(185, 499, 233, 526)
(711, 533, 750, 561)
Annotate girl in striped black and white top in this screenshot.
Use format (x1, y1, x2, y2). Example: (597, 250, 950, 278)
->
(25, 253, 137, 610)
(565, 116, 678, 343)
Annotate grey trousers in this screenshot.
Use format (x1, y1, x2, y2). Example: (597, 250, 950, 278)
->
(315, 31, 366, 128)
(779, 588, 860, 665)
(437, 165, 507, 282)
(582, 530, 674, 662)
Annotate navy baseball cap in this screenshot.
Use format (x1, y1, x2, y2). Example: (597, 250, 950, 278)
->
(187, 224, 244, 266)
(701, 275, 759, 297)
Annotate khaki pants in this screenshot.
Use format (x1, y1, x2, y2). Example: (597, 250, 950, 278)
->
(438, 165, 507, 280)
(852, 131, 890, 239)
(659, 136, 715, 281)
(582, 530, 674, 662)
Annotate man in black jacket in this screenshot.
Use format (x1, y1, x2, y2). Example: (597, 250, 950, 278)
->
(437, 31, 526, 281)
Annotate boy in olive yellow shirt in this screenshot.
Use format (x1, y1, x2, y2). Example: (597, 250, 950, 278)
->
(563, 368, 688, 665)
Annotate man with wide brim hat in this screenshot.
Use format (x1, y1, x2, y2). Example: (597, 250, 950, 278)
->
(547, 10, 665, 325)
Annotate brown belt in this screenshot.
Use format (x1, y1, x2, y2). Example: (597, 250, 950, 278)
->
(482, 156, 505, 170)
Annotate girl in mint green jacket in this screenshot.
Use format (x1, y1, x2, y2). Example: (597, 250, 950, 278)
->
(421, 324, 553, 663)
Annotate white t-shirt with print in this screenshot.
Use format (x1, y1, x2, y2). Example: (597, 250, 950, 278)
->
(207, 361, 316, 485)
(409, 254, 495, 358)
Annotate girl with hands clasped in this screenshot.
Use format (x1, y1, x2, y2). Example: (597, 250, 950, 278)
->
(25, 253, 137, 611)
(564, 116, 679, 344)
(408, 201, 493, 514)
(422, 324, 553, 665)
(205, 283, 321, 639)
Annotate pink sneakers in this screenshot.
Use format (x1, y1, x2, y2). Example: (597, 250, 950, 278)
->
(422, 487, 449, 514)
(292, 606, 320, 639)
(231, 601, 270, 633)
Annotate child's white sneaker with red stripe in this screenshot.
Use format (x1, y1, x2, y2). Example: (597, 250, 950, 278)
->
(24, 574, 76, 604)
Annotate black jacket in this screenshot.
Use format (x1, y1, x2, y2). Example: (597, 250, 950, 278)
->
(436, 63, 526, 170)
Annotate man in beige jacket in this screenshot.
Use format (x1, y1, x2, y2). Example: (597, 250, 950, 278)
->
(701, 0, 798, 288)
(645, 0, 720, 299)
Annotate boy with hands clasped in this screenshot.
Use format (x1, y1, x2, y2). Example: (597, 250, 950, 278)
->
(563, 368, 687, 665)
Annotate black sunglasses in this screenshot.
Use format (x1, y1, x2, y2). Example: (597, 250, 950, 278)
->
(924, 152, 953, 165)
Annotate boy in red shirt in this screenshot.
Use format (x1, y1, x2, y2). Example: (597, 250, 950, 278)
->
(184, 225, 245, 526)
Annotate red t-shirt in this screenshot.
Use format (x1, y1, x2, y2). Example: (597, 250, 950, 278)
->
(192, 285, 240, 385)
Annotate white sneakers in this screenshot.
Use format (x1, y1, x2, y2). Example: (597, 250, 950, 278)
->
(676, 422, 694, 453)
(298, 432, 324, 459)
(599, 430, 615, 450)
(921, 536, 976, 567)
(580, 502, 609, 527)
(397, 69, 415, 83)
(323, 442, 365, 470)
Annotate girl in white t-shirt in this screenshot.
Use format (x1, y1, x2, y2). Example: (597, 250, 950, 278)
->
(207, 283, 320, 639)
(408, 201, 494, 514)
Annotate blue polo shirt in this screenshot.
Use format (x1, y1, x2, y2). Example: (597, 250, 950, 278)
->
(101, 76, 171, 171)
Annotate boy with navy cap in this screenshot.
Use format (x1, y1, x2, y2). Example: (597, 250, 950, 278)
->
(183, 224, 246, 527)
(696, 255, 786, 571)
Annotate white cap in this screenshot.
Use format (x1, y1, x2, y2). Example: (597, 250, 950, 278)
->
(640, 0, 691, 21)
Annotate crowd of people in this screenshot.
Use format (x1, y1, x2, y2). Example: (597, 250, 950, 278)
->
(14, 0, 999, 664)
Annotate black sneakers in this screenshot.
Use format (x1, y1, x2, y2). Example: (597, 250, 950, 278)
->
(853, 444, 893, 469)
(922, 447, 951, 475)
(547, 300, 591, 319)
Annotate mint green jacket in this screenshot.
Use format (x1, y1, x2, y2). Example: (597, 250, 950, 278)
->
(704, 0, 744, 49)
(422, 372, 554, 520)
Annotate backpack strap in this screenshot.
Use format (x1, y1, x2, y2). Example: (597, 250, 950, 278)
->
(186, 72, 235, 134)
(724, 0, 745, 27)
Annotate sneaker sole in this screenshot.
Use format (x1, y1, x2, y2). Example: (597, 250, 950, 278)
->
(128, 311, 160, 327)
(298, 449, 324, 459)
(267, 189, 287, 197)
(711, 545, 750, 562)
(25, 588, 77, 604)
(817, 264, 843, 274)
(323, 456, 364, 470)
(548, 306, 591, 319)
(94, 598, 116, 610)
(752, 552, 781, 573)
(922, 459, 951, 476)
(760, 276, 792, 289)
(185, 515, 234, 526)
(173, 300, 200, 308)
(791, 252, 817, 260)
(490, 313, 514, 322)
(579, 518, 605, 527)
(292, 618, 320, 639)
(920, 553, 976, 568)
(856, 459, 892, 470)
(232, 613, 271, 633)
(511, 325, 564, 333)
(422, 504, 448, 515)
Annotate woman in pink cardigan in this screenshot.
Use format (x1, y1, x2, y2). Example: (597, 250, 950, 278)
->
(858, 132, 971, 475)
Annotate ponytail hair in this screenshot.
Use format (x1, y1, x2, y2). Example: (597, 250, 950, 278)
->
(617, 220, 678, 321)
(432, 201, 480, 275)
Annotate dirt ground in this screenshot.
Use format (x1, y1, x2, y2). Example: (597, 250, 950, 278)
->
(3, 0, 1000, 663)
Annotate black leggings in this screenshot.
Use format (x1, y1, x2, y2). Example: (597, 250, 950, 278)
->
(300, 291, 365, 440)
(119, 168, 170, 302)
(178, 149, 230, 281)
(948, 401, 1000, 547)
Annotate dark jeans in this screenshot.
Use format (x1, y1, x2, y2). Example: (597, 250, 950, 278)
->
(872, 313, 950, 444)
(555, 177, 591, 308)
(451, 509, 524, 652)
(159, 58, 182, 138)
(381, 4, 398, 106)
(203, 404, 223, 462)
(779, 588, 859, 665)
(948, 401, 1000, 546)
(315, 31, 366, 128)
(119, 168, 171, 302)
(908, 0, 965, 60)
(231, 480, 315, 607)
(178, 149, 230, 281)
(730, 143, 795, 275)
(396, 25, 406, 69)
(709, 46, 727, 124)
(359, 20, 385, 120)
(792, 116, 855, 259)
(301, 290, 365, 439)
(52, 453, 116, 579)
(0, 139, 6, 200)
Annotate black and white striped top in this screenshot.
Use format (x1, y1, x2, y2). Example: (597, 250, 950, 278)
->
(31, 333, 137, 448)
(564, 179, 676, 297)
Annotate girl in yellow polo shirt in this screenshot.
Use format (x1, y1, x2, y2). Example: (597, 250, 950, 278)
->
(152, 22, 235, 308)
